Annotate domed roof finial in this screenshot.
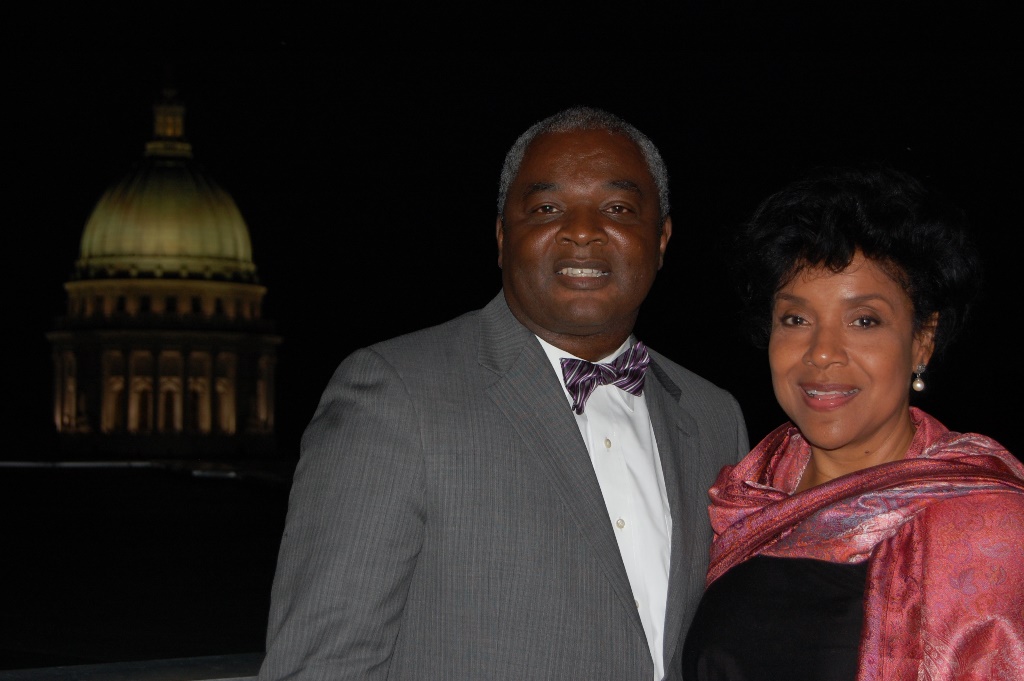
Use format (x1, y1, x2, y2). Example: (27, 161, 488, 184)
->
(146, 87, 191, 159)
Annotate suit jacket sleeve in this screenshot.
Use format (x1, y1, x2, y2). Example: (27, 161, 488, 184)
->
(728, 393, 749, 463)
(259, 347, 423, 680)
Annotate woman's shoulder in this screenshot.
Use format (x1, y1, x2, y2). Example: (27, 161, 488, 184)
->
(913, 409, 1024, 478)
(919, 488, 1024, 542)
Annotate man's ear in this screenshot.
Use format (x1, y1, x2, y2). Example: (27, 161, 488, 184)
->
(496, 216, 504, 269)
(658, 216, 672, 269)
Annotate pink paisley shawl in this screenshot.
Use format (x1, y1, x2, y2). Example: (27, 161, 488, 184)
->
(706, 408, 1024, 681)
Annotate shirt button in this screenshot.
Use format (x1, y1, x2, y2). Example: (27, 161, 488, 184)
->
(616, 518, 625, 529)
(604, 438, 612, 449)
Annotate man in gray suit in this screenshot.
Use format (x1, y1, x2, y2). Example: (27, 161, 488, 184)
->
(258, 106, 748, 680)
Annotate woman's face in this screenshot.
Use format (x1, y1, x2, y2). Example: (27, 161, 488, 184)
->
(768, 251, 935, 464)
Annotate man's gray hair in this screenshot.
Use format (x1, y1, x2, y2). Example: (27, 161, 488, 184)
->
(496, 106, 670, 219)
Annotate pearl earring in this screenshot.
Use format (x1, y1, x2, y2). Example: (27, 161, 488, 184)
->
(912, 364, 927, 392)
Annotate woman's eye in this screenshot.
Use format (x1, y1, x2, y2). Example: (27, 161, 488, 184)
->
(852, 316, 879, 328)
(779, 314, 806, 326)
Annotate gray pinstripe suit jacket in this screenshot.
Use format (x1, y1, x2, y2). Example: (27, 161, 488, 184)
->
(258, 292, 748, 681)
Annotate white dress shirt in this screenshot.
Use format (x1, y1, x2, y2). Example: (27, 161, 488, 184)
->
(537, 336, 672, 681)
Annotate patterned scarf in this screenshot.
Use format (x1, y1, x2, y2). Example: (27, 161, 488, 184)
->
(704, 408, 1024, 680)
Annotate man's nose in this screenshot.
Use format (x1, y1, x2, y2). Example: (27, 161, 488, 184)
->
(558, 209, 608, 245)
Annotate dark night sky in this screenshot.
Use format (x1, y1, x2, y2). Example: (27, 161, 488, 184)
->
(7, 17, 1024, 460)
(2, 10, 1023, 669)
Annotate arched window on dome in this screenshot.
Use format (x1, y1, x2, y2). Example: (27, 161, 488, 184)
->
(158, 351, 183, 433)
(54, 351, 77, 432)
(187, 352, 212, 434)
(215, 352, 237, 434)
(128, 351, 154, 433)
(101, 351, 126, 433)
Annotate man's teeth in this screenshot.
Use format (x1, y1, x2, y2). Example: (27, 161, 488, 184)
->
(559, 268, 608, 277)
(805, 389, 858, 398)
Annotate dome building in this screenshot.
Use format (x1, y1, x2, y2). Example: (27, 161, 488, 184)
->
(47, 89, 281, 458)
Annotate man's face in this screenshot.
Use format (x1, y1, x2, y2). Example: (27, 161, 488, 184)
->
(496, 129, 671, 360)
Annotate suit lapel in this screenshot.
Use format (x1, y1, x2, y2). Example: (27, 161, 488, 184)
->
(479, 294, 643, 636)
(645, 360, 699, 670)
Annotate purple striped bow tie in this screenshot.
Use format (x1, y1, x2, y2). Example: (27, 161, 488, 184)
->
(560, 341, 651, 415)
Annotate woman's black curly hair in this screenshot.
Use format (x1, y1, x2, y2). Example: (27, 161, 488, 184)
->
(731, 165, 982, 358)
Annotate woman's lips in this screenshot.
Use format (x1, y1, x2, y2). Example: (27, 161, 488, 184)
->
(800, 385, 859, 410)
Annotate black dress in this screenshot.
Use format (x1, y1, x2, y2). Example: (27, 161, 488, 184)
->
(681, 555, 868, 681)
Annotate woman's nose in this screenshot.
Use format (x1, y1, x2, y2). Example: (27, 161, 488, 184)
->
(803, 326, 847, 368)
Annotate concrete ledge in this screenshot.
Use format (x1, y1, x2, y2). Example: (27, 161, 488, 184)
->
(0, 653, 263, 681)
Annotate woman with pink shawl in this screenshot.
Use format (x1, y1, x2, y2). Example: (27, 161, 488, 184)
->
(679, 167, 1024, 681)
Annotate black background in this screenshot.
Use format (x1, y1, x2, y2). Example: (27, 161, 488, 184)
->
(3, 7, 1022, 668)
(9, 43, 1022, 457)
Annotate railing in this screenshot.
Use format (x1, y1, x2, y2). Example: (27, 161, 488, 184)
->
(0, 653, 263, 681)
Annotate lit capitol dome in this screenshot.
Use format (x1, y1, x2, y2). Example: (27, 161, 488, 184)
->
(48, 88, 280, 459)
(77, 89, 256, 281)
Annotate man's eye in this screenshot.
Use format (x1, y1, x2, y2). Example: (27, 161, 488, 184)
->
(537, 204, 558, 214)
(779, 314, 806, 326)
(606, 204, 631, 214)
